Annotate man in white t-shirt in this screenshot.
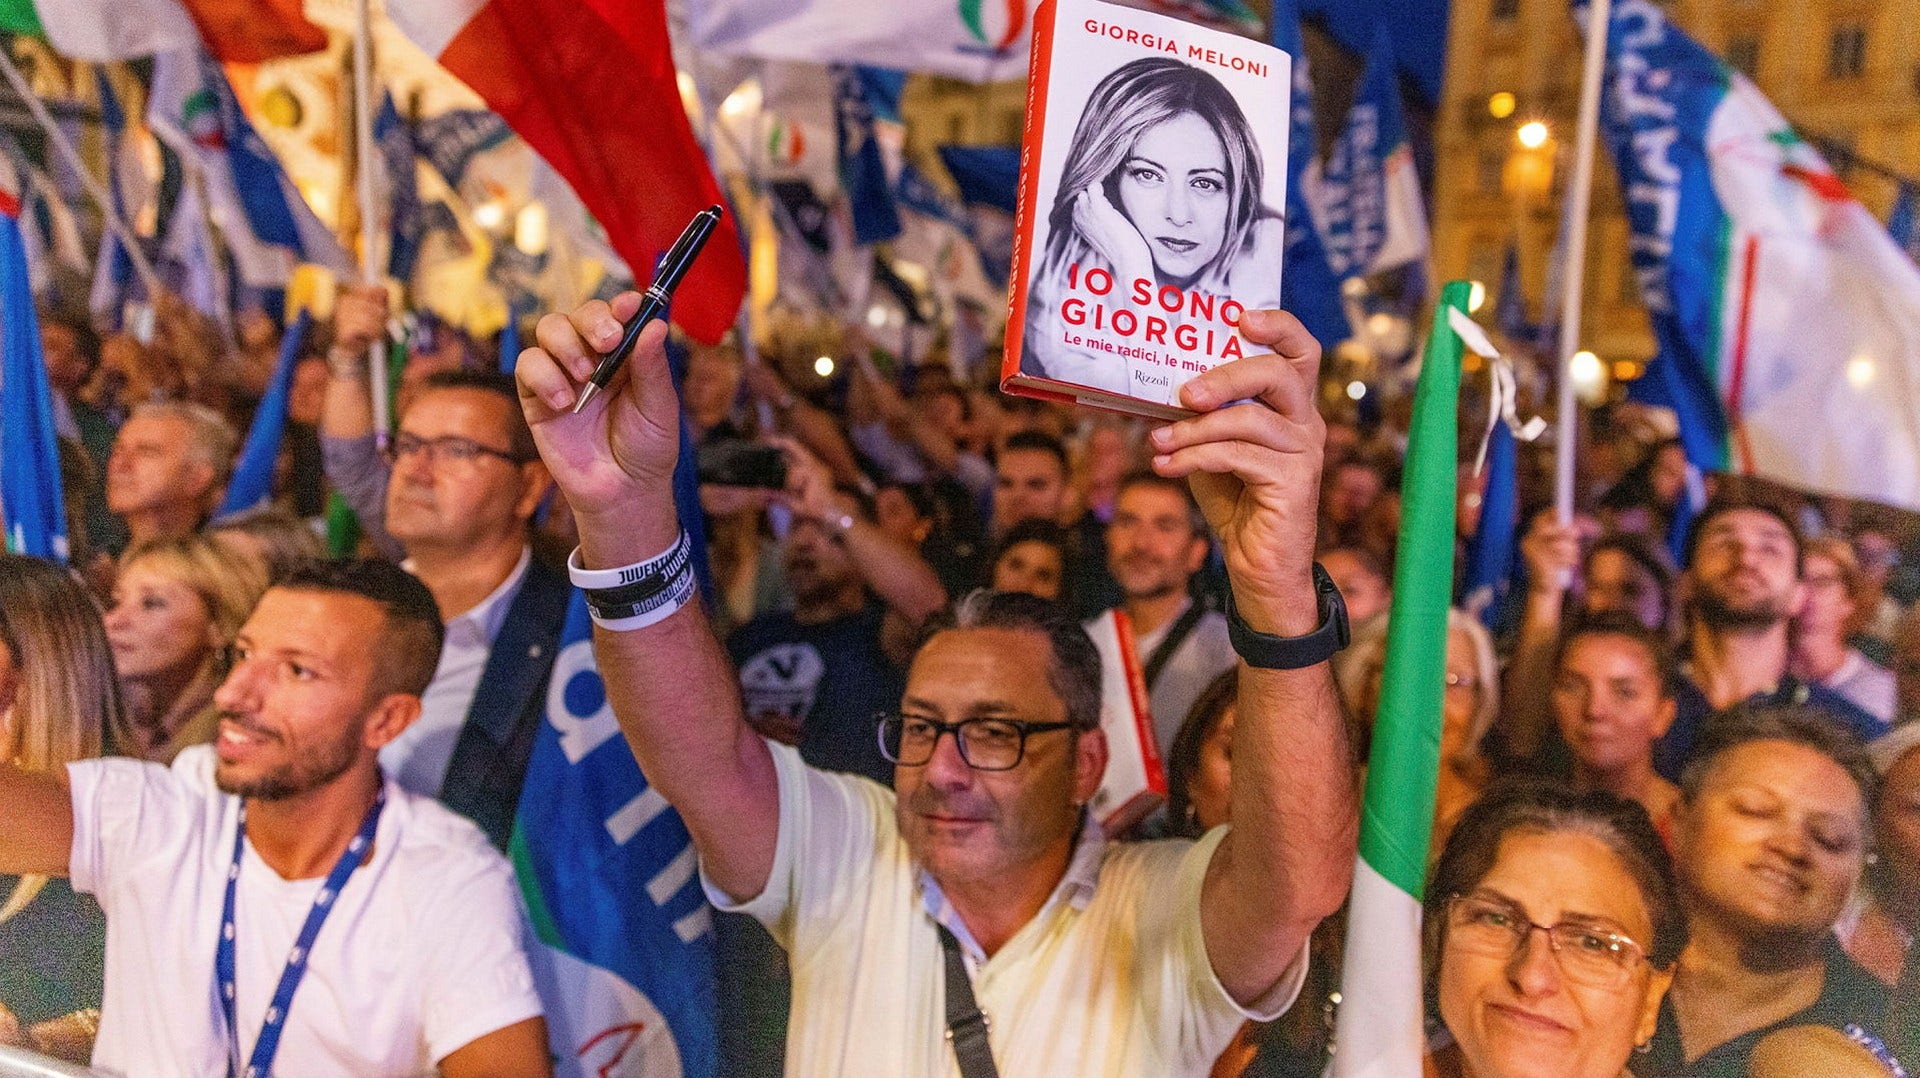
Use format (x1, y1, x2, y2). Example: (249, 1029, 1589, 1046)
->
(517, 299, 1357, 1076)
(0, 559, 548, 1077)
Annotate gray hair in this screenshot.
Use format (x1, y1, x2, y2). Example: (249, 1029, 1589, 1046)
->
(926, 590, 1104, 731)
(129, 399, 239, 490)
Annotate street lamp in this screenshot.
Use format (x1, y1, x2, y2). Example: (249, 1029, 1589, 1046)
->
(1517, 121, 1550, 150)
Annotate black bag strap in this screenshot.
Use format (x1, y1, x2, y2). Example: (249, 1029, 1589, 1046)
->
(936, 924, 1000, 1078)
(1142, 599, 1209, 691)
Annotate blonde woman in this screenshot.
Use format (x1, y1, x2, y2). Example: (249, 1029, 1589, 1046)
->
(103, 535, 269, 761)
(0, 554, 121, 1062)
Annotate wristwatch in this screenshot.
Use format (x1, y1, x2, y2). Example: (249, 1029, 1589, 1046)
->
(1224, 563, 1350, 670)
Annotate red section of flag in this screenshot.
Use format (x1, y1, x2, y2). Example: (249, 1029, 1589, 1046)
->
(439, 0, 745, 343)
(0, 191, 18, 219)
(179, 0, 327, 62)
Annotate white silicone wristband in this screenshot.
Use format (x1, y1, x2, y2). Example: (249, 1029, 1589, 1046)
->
(566, 531, 688, 590)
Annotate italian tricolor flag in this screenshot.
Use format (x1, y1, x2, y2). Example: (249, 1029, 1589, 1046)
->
(1329, 282, 1468, 1077)
(0, 0, 323, 62)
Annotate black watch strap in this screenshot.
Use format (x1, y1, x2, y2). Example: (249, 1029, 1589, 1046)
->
(1224, 563, 1350, 670)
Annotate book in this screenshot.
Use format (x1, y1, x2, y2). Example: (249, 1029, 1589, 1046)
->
(1082, 609, 1167, 833)
(1001, 0, 1292, 420)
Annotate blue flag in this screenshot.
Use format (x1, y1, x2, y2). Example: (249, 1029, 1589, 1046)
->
(216, 311, 312, 519)
(0, 207, 67, 562)
(834, 66, 902, 245)
(1461, 419, 1517, 629)
(414, 109, 515, 190)
(1890, 184, 1920, 266)
(511, 337, 715, 1076)
(89, 69, 144, 328)
(1665, 459, 1706, 566)
(1494, 243, 1535, 342)
(936, 145, 1019, 214)
(375, 95, 425, 282)
(1271, 0, 1352, 349)
(1306, 24, 1430, 280)
(1301, 0, 1452, 105)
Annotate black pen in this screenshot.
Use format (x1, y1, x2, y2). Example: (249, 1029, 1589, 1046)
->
(572, 204, 724, 414)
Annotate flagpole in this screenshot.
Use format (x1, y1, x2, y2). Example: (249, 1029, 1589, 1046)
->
(0, 49, 163, 299)
(352, 0, 389, 448)
(1552, 0, 1613, 522)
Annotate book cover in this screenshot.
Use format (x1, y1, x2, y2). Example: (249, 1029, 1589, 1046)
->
(1001, 0, 1291, 419)
(1083, 608, 1168, 834)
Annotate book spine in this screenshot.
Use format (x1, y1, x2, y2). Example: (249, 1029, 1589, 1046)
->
(998, 0, 1060, 391)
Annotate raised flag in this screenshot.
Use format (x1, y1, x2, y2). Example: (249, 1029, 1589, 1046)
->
(936, 145, 1019, 215)
(89, 69, 148, 326)
(1330, 281, 1468, 1077)
(1302, 24, 1430, 280)
(1889, 183, 1920, 266)
(1461, 419, 1517, 629)
(1300, 0, 1452, 104)
(1591, 0, 1920, 510)
(375, 95, 426, 283)
(1270, 0, 1351, 348)
(147, 49, 350, 291)
(834, 67, 904, 246)
(0, 194, 67, 562)
(0, 0, 322, 61)
(388, 0, 746, 344)
(687, 0, 1035, 83)
(215, 311, 310, 519)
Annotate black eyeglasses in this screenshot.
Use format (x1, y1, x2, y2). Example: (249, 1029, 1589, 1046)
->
(876, 713, 1078, 771)
(385, 432, 528, 468)
(1444, 893, 1649, 989)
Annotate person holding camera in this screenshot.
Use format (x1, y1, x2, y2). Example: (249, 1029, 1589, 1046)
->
(515, 295, 1356, 1076)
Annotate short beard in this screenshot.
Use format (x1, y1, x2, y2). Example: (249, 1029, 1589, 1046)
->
(215, 725, 362, 801)
(1693, 586, 1790, 632)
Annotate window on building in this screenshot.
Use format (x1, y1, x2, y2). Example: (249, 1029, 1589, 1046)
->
(1726, 35, 1760, 76)
(1491, 0, 1520, 21)
(1827, 23, 1867, 79)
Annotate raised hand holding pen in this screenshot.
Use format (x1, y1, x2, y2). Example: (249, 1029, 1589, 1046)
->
(571, 205, 722, 414)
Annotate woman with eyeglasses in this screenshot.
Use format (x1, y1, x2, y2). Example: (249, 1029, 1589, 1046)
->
(1425, 782, 1685, 1078)
(1337, 608, 1499, 851)
(102, 535, 270, 761)
(1641, 706, 1903, 1076)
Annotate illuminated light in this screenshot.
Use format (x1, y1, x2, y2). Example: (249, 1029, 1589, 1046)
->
(514, 202, 550, 256)
(260, 87, 303, 129)
(814, 355, 836, 378)
(1611, 360, 1641, 381)
(1340, 276, 1369, 299)
(1569, 350, 1605, 396)
(1365, 312, 1396, 339)
(472, 200, 507, 231)
(1467, 280, 1487, 313)
(866, 305, 889, 328)
(720, 79, 763, 121)
(1846, 354, 1876, 388)
(1488, 92, 1516, 120)
(676, 72, 701, 116)
(1517, 121, 1550, 150)
(1345, 380, 1367, 401)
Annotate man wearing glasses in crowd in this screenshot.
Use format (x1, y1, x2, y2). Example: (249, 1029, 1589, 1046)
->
(516, 296, 1358, 1075)
(326, 285, 573, 851)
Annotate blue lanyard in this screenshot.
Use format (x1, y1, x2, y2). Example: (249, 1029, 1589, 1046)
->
(216, 790, 385, 1078)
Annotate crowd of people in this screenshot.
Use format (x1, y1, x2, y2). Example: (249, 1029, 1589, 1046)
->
(0, 280, 1916, 1077)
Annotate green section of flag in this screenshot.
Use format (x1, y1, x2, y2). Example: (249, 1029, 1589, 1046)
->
(0, 0, 45, 38)
(1355, 280, 1468, 900)
(324, 491, 359, 558)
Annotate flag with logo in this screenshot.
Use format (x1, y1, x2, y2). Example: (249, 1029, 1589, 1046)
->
(389, 0, 745, 344)
(1888, 183, 1920, 267)
(147, 49, 349, 291)
(215, 311, 310, 519)
(0, 0, 322, 61)
(1589, 0, 1920, 510)
(1302, 24, 1429, 280)
(1330, 282, 1468, 1077)
(1270, 0, 1351, 349)
(687, 0, 1035, 82)
(937, 144, 1019, 286)
(0, 189, 67, 562)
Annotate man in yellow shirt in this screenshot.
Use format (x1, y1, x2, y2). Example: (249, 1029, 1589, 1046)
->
(515, 300, 1357, 1076)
